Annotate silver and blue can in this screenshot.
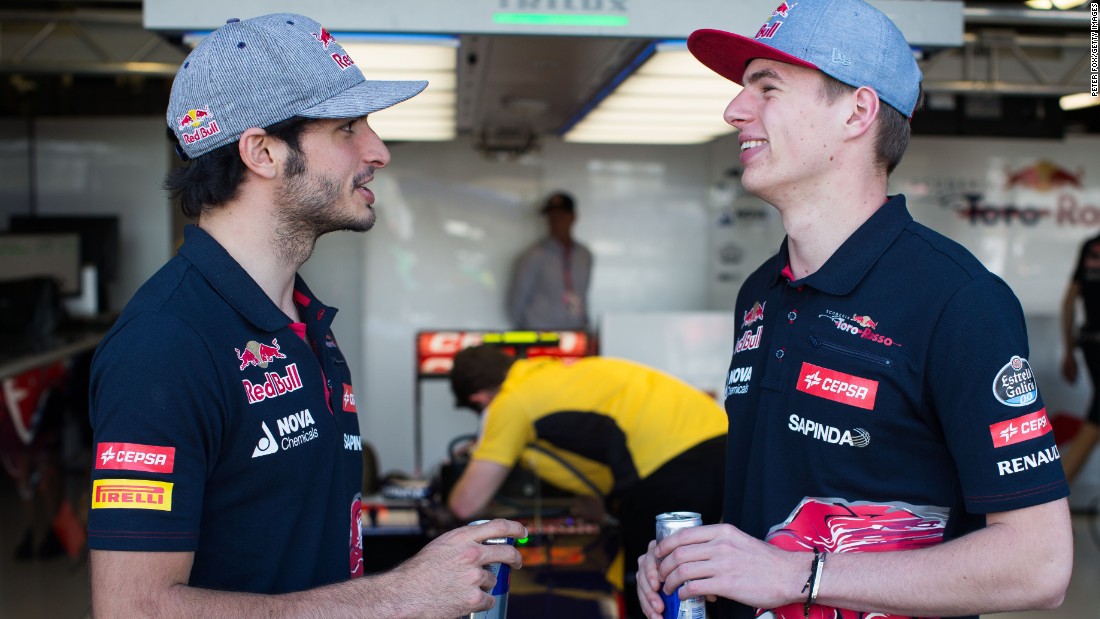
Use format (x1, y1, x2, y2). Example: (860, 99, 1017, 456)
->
(468, 519, 515, 619)
(656, 511, 705, 619)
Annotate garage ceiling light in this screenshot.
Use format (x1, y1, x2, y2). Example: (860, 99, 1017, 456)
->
(562, 41, 741, 145)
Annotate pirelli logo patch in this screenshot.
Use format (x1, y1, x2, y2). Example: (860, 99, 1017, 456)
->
(796, 362, 878, 410)
(92, 479, 173, 511)
(989, 408, 1052, 448)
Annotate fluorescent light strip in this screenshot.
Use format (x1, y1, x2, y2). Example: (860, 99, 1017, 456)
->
(564, 41, 740, 145)
(492, 13, 630, 27)
(1060, 93, 1100, 111)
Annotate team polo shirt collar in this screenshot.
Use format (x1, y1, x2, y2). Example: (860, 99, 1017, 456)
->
(770, 195, 913, 295)
(177, 225, 336, 334)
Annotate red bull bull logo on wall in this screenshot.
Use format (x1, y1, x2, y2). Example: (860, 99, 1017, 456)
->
(932, 161, 1099, 227)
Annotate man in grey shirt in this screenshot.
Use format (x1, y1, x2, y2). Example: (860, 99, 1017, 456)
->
(508, 191, 593, 330)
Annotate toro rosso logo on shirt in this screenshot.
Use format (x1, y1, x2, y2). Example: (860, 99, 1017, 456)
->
(819, 309, 901, 348)
(992, 355, 1038, 407)
(796, 362, 878, 410)
(989, 408, 1052, 448)
(95, 442, 175, 474)
(236, 338, 287, 371)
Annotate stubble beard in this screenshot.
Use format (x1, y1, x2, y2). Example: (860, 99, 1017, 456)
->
(273, 156, 376, 266)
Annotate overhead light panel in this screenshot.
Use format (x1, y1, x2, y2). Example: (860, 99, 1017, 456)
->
(1023, 0, 1086, 9)
(341, 35, 457, 141)
(1059, 92, 1100, 111)
(563, 41, 740, 145)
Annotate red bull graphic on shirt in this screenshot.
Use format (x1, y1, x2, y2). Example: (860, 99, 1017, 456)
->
(796, 363, 878, 410)
(236, 338, 287, 371)
(992, 356, 1038, 407)
(989, 408, 1052, 448)
(761, 497, 948, 619)
(242, 363, 304, 404)
(743, 301, 766, 328)
(350, 494, 364, 578)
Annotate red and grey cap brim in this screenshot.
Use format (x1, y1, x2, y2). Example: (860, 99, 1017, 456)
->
(687, 28, 818, 86)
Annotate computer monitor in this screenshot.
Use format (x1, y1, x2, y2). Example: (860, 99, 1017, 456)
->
(9, 214, 120, 312)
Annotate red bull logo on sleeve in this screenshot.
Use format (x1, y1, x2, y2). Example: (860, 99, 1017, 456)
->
(92, 479, 173, 511)
(235, 338, 287, 371)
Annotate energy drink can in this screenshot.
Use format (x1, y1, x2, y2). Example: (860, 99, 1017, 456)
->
(656, 512, 705, 619)
(468, 519, 515, 619)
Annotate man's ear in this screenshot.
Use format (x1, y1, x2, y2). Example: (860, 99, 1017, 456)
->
(238, 127, 281, 179)
(469, 390, 495, 410)
(845, 86, 881, 139)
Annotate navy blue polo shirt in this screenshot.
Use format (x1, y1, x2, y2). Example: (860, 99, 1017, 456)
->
(89, 225, 365, 594)
(721, 196, 1068, 619)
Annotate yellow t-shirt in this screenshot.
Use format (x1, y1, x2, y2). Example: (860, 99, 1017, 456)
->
(471, 357, 727, 496)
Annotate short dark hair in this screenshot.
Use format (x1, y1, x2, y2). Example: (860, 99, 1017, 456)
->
(540, 191, 576, 215)
(817, 74, 916, 175)
(164, 116, 312, 218)
(450, 344, 516, 410)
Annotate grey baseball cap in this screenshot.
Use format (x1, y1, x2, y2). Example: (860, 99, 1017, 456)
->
(167, 13, 428, 159)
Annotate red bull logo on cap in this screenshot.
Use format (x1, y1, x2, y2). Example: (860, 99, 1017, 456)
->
(178, 107, 212, 129)
(312, 27, 337, 49)
(772, 1, 798, 18)
(177, 107, 220, 147)
(235, 338, 288, 371)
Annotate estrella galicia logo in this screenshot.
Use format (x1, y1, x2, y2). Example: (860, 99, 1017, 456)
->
(992, 355, 1038, 407)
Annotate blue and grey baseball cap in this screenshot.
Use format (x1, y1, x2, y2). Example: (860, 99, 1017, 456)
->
(688, 0, 921, 117)
(167, 13, 428, 159)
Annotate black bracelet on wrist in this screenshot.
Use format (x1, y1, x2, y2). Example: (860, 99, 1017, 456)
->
(802, 547, 826, 618)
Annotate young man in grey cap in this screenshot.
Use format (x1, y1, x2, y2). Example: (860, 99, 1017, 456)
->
(637, 1, 1072, 618)
(88, 13, 524, 618)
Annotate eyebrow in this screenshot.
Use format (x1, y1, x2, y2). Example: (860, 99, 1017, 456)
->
(745, 67, 784, 85)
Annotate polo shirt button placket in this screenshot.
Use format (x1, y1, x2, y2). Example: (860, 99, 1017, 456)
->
(775, 347, 785, 360)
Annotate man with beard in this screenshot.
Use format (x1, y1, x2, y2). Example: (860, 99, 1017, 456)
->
(88, 14, 524, 618)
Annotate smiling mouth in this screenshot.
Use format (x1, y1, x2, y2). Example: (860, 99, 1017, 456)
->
(741, 140, 767, 151)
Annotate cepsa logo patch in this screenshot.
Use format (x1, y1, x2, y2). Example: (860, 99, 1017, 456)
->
(96, 442, 175, 474)
(989, 408, 1052, 448)
(92, 479, 172, 511)
(796, 362, 878, 410)
(992, 356, 1038, 407)
(342, 383, 357, 413)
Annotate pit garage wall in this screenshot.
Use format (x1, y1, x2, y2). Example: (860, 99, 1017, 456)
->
(1, 118, 1097, 503)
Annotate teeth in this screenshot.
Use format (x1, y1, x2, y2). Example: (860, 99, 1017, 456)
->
(741, 140, 766, 151)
